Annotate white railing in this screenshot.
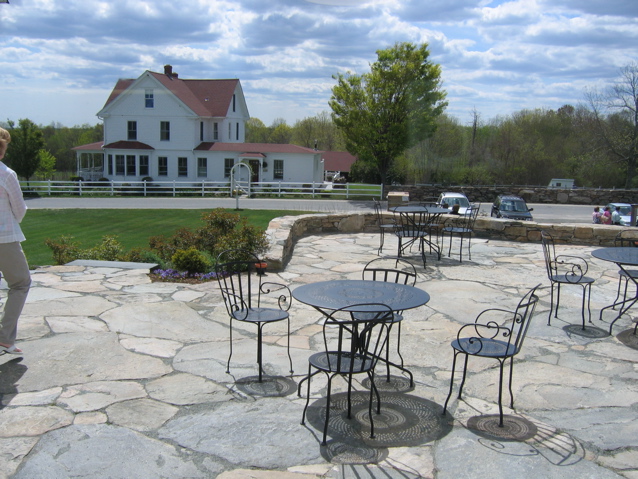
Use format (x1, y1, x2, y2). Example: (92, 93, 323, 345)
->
(20, 180, 382, 199)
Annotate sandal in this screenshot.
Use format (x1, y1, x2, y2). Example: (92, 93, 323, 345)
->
(0, 345, 23, 355)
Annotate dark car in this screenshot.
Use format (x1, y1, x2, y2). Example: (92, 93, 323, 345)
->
(491, 195, 534, 221)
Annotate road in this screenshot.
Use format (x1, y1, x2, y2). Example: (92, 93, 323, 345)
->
(25, 196, 597, 224)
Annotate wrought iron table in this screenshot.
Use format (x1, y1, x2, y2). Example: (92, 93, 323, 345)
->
(391, 205, 448, 265)
(592, 247, 638, 334)
(293, 279, 430, 385)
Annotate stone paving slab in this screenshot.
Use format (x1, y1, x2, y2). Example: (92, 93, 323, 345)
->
(0, 233, 636, 478)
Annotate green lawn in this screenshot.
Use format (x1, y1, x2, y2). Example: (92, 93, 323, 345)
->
(20, 209, 308, 268)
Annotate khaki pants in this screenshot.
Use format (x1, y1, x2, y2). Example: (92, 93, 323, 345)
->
(0, 242, 31, 345)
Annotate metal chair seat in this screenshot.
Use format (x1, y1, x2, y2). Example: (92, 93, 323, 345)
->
(452, 338, 517, 358)
(232, 308, 289, 323)
(308, 351, 374, 373)
(549, 274, 596, 285)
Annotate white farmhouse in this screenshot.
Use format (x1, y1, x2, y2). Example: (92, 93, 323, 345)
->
(74, 65, 324, 184)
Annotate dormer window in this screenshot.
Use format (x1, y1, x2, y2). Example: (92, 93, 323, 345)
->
(145, 89, 154, 108)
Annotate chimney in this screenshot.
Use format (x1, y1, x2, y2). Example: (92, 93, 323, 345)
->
(164, 65, 173, 77)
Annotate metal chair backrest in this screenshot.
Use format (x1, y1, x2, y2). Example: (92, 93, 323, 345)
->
(362, 257, 417, 286)
(321, 303, 394, 373)
(540, 230, 557, 280)
(462, 284, 540, 356)
(215, 249, 265, 317)
(373, 198, 386, 225)
(615, 230, 638, 247)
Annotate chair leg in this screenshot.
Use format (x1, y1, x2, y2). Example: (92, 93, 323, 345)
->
(547, 283, 555, 325)
(457, 354, 469, 399)
(257, 323, 264, 382)
(227, 318, 234, 374)
(443, 351, 459, 415)
(507, 356, 515, 408)
(555, 283, 561, 318)
(322, 374, 335, 446)
(287, 317, 294, 375)
(378, 229, 385, 255)
(497, 359, 505, 427)
(301, 363, 314, 425)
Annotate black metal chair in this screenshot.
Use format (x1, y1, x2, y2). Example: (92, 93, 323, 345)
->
(373, 198, 396, 255)
(442, 203, 480, 262)
(541, 231, 595, 330)
(215, 249, 293, 382)
(300, 303, 393, 446)
(443, 285, 540, 427)
(361, 257, 417, 385)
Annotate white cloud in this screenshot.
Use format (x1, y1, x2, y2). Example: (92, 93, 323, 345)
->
(0, 0, 636, 127)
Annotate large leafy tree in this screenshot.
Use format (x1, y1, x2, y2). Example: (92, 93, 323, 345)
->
(329, 42, 447, 185)
(5, 119, 45, 183)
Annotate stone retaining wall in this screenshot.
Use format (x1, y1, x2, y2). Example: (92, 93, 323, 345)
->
(264, 213, 637, 270)
(387, 185, 638, 205)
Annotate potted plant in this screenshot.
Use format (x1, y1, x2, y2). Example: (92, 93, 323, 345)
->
(254, 262, 267, 275)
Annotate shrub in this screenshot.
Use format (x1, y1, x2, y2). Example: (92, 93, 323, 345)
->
(172, 247, 210, 274)
(81, 235, 124, 261)
(121, 248, 165, 267)
(45, 235, 81, 265)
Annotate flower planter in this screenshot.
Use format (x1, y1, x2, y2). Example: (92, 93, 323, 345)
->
(255, 262, 267, 276)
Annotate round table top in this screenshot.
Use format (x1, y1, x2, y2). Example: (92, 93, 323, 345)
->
(592, 247, 638, 266)
(292, 279, 430, 312)
(392, 205, 449, 215)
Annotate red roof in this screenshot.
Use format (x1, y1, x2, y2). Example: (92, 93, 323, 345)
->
(322, 151, 357, 172)
(194, 142, 320, 155)
(102, 71, 239, 118)
(103, 140, 154, 150)
(72, 141, 104, 151)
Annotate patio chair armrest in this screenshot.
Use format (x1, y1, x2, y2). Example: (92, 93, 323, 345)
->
(456, 319, 514, 355)
(222, 291, 250, 320)
(553, 254, 589, 279)
(260, 282, 293, 311)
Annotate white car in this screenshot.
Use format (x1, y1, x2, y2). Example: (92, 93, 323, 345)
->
(437, 192, 471, 215)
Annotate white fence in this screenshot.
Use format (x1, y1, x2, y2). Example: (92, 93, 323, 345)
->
(20, 180, 382, 200)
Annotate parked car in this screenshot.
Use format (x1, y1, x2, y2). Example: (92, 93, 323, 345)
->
(491, 195, 534, 221)
(437, 192, 471, 215)
(606, 203, 633, 226)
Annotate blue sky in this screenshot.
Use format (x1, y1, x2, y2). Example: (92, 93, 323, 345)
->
(1, 0, 636, 128)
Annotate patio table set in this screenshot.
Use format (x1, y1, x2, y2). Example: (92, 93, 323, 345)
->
(215, 247, 548, 447)
(373, 200, 481, 264)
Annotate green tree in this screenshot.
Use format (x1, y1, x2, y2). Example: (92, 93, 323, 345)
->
(5, 119, 44, 183)
(269, 118, 293, 144)
(245, 117, 270, 143)
(329, 42, 447, 185)
(35, 149, 57, 179)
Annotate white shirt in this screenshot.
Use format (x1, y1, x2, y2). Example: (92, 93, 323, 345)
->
(0, 162, 27, 243)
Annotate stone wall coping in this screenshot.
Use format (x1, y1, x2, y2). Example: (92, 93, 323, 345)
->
(263, 212, 638, 271)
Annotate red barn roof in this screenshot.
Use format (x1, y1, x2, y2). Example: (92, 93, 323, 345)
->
(322, 151, 357, 172)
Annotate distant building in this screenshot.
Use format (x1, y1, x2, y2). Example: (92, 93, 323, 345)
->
(73, 66, 323, 183)
(321, 151, 357, 182)
(548, 178, 575, 188)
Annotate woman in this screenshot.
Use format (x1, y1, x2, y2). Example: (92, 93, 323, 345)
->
(602, 206, 613, 225)
(0, 127, 31, 354)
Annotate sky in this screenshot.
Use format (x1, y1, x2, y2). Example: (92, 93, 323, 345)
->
(1, 0, 637, 129)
